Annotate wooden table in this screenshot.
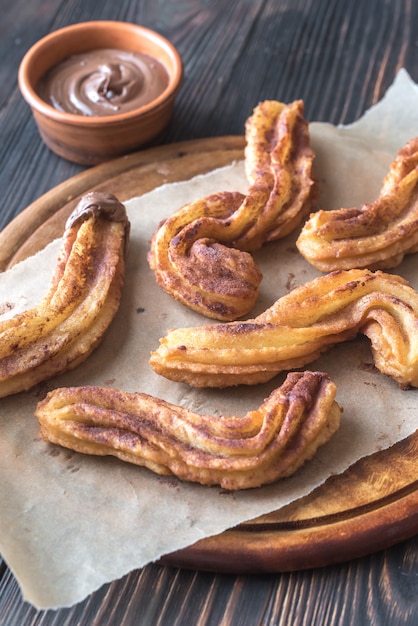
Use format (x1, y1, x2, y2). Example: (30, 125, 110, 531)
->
(1, 1, 418, 624)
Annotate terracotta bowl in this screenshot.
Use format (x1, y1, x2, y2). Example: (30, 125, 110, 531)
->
(18, 21, 183, 165)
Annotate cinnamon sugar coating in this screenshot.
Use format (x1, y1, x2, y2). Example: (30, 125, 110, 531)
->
(0, 192, 129, 397)
(297, 137, 418, 271)
(148, 100, 317, 321)
(36, 371, 340, 490)
(150, 269, 418, 389)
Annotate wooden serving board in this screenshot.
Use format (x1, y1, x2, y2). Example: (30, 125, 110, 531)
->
(1, 137, 418, 574)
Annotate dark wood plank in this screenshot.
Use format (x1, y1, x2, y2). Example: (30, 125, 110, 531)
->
(2, 547, 418, 626)
(1, 0, 414, 233)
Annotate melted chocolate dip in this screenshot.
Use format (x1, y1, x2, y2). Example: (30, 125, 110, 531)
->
(37, 48, 169, 116)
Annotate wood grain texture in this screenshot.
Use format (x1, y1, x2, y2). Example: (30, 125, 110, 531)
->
(1, 0, 418, 624)
(2, 136, 418, 580)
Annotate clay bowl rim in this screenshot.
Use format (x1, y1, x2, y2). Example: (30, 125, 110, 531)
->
(18, 20, 184, 127)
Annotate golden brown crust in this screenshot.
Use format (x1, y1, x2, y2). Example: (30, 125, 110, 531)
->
(0, 192, 130, 398)
(35, 371, 341, 490)
(148, 100, 317, 321)
(296, 137, 418, 271)
(150, 269, 418, 389)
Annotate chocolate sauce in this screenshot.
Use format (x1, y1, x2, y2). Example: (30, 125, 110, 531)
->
(37, 48, 169, 116)
(66, 192, 127, 228)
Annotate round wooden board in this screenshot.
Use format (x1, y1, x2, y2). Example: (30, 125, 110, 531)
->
(2, 136, 418, 574)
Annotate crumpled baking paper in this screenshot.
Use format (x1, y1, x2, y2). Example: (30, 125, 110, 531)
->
(1, 69, 418, 609)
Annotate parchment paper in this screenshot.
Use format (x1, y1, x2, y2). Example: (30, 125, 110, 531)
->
(2, 69, 418, 609)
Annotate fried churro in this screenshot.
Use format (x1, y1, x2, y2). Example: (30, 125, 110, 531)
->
(150, 269, 418, 389)
(36, 371, 340, 490)
(148, 100, 317, 320)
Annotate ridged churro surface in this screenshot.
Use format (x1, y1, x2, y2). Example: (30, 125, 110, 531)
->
(0, 192, 130, 397)
(150, 269, 418, 389)
(297, 137, 418, 271)
(36, 371, 340, 490)
(148, 100, 316, 320)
